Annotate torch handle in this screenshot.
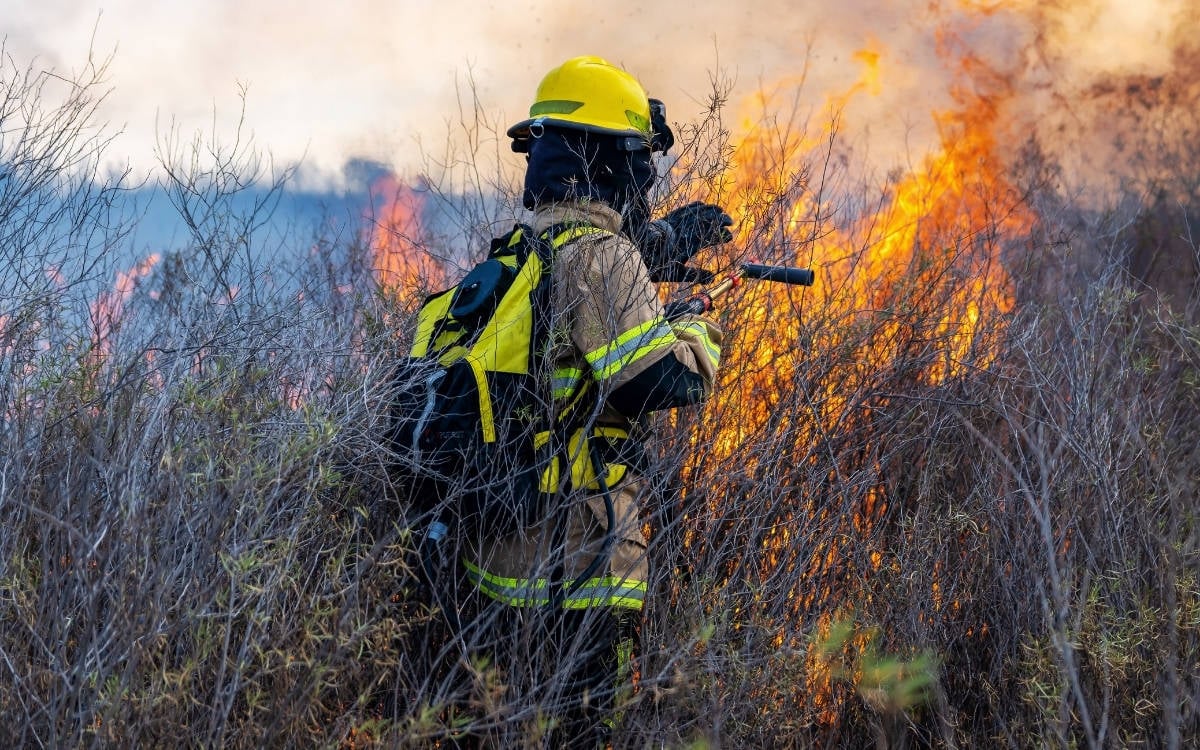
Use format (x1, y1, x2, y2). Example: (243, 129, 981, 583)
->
(663, 277, 738, 319)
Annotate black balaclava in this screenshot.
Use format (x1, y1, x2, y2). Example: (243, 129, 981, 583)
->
(522, 126, 656, 238)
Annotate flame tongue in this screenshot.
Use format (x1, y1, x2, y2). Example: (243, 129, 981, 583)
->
(368, 174, 443, 300)
(91, 254, 161, 354)
(715, 38, 1031, 419)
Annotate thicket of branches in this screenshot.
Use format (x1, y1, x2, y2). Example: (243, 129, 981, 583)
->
(1, 46, 1197, 749)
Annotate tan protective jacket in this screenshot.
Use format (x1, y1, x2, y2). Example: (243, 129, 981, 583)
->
(464, 200, 722, 610)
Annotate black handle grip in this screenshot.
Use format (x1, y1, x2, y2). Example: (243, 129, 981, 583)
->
(664, 294, 712, 320)
(739, 263, 815, 286)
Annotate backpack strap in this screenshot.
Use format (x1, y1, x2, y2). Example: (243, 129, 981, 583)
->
(534, 221, 609, 261)
(527, 220, 609, 339)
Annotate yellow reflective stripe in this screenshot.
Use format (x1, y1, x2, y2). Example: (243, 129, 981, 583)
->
(464, 559, 646, 610)
(548, 225, 606, 248)
(559, 582, 645, 610)
(552, 367, 584, 400)
(568, 426, 628, 490)
(464, 356, 495, 442)
(672, 320, 721, 370)
(583, 316, 677, 381)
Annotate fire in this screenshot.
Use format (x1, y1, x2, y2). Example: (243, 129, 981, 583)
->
(707, 39, 1032, 456)
(91, 254, 161, 355)
(684, 32, 1037, 718)
(367, 173, 444, 302)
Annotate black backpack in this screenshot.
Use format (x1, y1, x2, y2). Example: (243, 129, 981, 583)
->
(386, 222, 606, 533)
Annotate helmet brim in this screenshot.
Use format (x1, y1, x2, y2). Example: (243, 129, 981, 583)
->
(505, 118, 536, 140)
(506, 116, 647, 141)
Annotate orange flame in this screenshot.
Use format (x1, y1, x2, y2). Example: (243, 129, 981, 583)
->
(712, 40, 1032, 441)
(367, 174, 444, 301)
(91, 254, 160, 355)
(683, 33, 1037, 719)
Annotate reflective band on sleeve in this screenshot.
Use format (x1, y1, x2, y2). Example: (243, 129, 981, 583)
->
(672, 320, 721, 370)
(584, 316, 677, 382)
(464, 559, 646, 610)
(551, 367, 585, 400)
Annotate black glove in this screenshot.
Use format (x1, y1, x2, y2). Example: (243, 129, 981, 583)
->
(640, 202, 733, 283)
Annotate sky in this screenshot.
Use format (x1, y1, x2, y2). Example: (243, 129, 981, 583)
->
(5, 0, 1197, 196)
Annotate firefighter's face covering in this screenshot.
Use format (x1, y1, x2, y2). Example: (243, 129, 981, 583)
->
(521, 126, 657, 224)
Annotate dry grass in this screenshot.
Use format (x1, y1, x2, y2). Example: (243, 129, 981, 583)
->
(1, 46, 1197, 749)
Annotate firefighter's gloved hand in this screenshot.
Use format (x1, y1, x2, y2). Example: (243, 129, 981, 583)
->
(641, 202, 733, 283)
(662, 201, 734, 255)
(641, 245, 715, 284)
(641, 232, 716, 282)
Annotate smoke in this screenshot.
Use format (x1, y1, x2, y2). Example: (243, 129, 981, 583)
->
(3, 0, 1194, 193)
(1028, 0, 1194, 82)
(1005, 0, 1200, 193)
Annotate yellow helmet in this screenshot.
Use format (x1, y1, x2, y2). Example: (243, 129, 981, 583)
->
(507, 56, 652, 142)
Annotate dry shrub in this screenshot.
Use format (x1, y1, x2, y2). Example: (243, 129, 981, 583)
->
(2, 44, 1197, 750)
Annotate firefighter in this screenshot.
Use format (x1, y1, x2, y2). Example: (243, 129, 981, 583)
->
(460, 55, 730, 746)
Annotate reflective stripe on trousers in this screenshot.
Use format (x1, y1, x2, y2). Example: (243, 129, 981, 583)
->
(463, 558, 646, 610)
